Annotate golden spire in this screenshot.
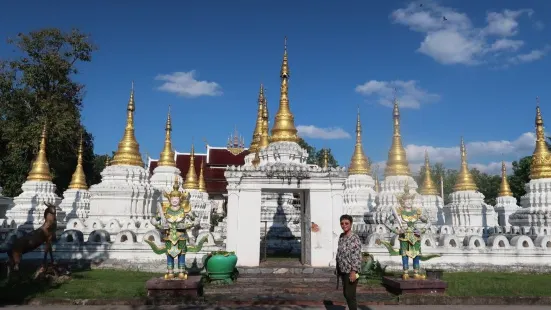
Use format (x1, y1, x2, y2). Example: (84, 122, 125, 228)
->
(453, 137, 478, 191)
(384, 96, 411, 176)
(249, 84, 265, 153)
(68, 133, 88, 189)
(348, 107, 371, 175)
(530, 99, 551, 179)
(183, 144, 199, 190)
(27, 123, 53, 181)
(498, 161, 513, 197)
(111, 82, 144, 167)
(158, 106, 176, 167)
(323, 149, 329, 169)
(270, 37, 299, 143)
(198, 159, 207, 192)
(420, 150, 438, 195)
(258, 94, 270, 149)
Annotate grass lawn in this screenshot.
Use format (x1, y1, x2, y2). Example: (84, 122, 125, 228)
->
(443, 272, 551, 297)
(1, 268, 551, 302)
(0, 269, 161, 302)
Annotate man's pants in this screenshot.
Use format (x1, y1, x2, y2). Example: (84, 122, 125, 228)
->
(340, 274, 358, 310)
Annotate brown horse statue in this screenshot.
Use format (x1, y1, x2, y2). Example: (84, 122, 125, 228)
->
(0, 202, 58, 279)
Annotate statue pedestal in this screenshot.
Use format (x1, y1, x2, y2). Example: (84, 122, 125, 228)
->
(145, 276, 203, 303)
(382, 276, 447, 295)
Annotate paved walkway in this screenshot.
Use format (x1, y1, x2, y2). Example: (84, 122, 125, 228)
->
(2, 306, 551, 310)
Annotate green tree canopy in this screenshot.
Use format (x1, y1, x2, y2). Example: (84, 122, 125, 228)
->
(0, 28, 99, 196)
(297, 137, 339, 167)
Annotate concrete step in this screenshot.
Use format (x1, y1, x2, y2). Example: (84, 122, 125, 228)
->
(237, 273, 335, 284)
(238, 266, 335, 275)
(203, 291, 397, 304)
(205, 283, 389, 294)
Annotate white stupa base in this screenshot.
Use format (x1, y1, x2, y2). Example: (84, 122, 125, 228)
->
(87, 165, 157, 226)
(510, 178, 551, 227)
(3, 180, 64, 231)
(60, 188, 90, 221)
(366, 175, 421, 224)
(149, 166, 183, 192)
(259, 142, 309, 167)
(494, 196, 521, 227)
(443, 190, 497, 236)
(343, 174, 377, 231)
(420, 194, 445, 225)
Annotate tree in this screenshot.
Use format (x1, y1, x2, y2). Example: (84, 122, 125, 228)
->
(415, 163, 458, 204)
(297, 137, 339, 167)
(508, 156, 531, 204)
(0, 28, 98, 196)
(470, 168, 501, 205)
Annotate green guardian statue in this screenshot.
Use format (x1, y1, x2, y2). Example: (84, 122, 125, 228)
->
(145, 177, 207, 280)
(376, 183, 440, 280)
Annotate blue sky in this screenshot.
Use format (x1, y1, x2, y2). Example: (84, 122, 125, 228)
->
(1, 0, 550, 175)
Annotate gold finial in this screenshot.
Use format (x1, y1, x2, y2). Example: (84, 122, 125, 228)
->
(198, 158, 207, 192)
(270, 37, 299, 143)
(348, 107, 371, 175)
(530, 99, 551, 179)
(111, 82, 144, 167)
(384, 96, 411, 176)
(323, 148, 329, 169)
(259, 94, 271, 149)
(68, 132, 88, 189)
(453, 137, 478, 191)
(249, 84, 265, 153)
(27, 123, 53, 181)
(498, 161, 513, 197)
(420, 150, 438, 195)
(183, 144, 199, 190)
(158, 106, 176, 167)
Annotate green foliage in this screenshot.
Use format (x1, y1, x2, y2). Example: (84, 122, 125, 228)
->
(470, 169, 501, 205)
(297, 137, 339, 167)
(0, 28, 99, 196)
(415, 164, 501, 205)
(358, 252, 387, 283)
(508, 156, 531, 204)
(415, 163, 458, 204)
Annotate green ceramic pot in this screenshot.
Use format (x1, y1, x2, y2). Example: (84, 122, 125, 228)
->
(205, 251, 238, 281)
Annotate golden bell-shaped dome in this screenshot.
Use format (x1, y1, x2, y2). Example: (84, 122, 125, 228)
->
(68, 133, 88, 189)
(111, 82, 144, 167)
(453, 137, 478, 192)
(158, 106, 176, 167)
(348, 108, 371, 175)
(498, 161, 513, 197)
(384, 98, 411, 177)
(270, 37, 299, 143)
(27, 123, 53, 182)
(419, 150, 438, 195)
(530, 103, 551, 179)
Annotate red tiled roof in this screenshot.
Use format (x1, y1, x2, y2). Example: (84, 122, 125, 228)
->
(148, 146, 248, 195)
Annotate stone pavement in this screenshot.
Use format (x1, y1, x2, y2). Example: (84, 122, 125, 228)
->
(1, 306, 551, 310)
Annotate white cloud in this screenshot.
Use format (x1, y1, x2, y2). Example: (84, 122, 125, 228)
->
(370, 132, 535, 176)
(390, 2, 545, 66)
(155, 71, 222, 98)
(355, 80, 440, 109)
(509, 45, 551, 64)
(297, 125, 351, 140)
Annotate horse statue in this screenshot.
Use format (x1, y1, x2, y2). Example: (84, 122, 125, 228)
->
(0, 202, 58, 280)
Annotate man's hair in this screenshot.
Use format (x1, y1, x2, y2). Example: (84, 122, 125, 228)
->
(340, 214, 353, 223)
